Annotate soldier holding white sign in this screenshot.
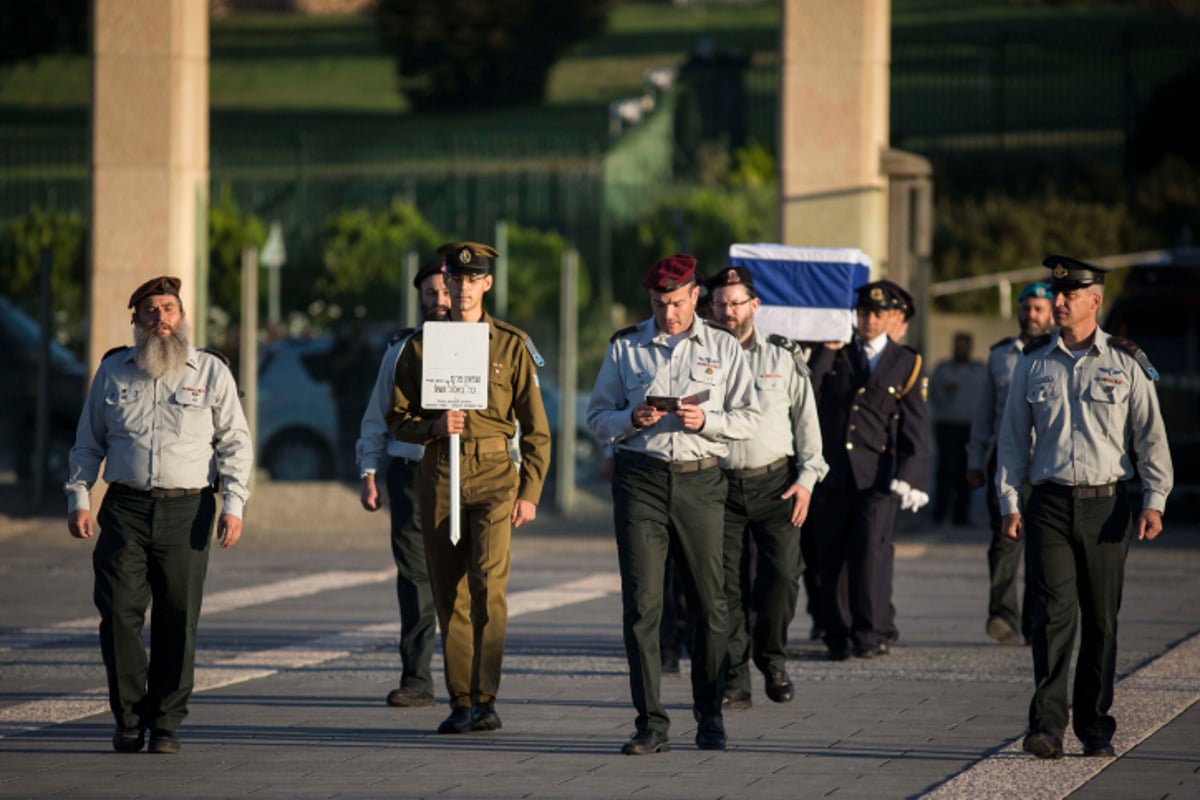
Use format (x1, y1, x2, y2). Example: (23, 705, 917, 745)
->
(387, 241, 551, 736)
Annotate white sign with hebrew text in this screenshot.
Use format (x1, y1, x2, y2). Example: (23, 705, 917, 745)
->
(420, 321, 489, 410)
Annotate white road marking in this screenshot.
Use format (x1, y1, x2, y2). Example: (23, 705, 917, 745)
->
(0, 569, 395, 653)
(0, 571, 621, 738)
(921, 631, 1200, 800)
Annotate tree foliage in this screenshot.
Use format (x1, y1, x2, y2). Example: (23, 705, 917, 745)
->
(375, 0, 612, 110)
(208, 185, 267, 318)
(0, 206, 87, 353)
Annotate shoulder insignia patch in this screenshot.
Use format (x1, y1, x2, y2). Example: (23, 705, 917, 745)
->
(1109, 336, 1159, 381)
(101, 345, 130, 361)
(990, 336, 1016, 351)
(767, 333, 810, 377)
(609, 324, 640, 343)
(1022, 333, 1054, 356)
(198, 347, 231, 369)
(523, 337, 545, 368)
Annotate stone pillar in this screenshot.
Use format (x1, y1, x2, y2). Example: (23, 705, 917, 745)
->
(89, 0, 208, 376)
(778, 0, 890, 272)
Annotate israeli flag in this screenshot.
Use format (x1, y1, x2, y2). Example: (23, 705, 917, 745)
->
(729, 243, 871, 343)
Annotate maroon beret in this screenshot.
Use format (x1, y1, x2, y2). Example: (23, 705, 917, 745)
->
(642, 254, 698, 292)
(128, 275, 182, 309)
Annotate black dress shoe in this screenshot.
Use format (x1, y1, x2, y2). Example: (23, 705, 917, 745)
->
(437, 706, 474, 734)
(1022, 730, 1063, 759)
(621, 729, 670, 755)
(386, 686, 436, 707)
(148, 730, 181, 754)
(111, 726, 145, 754)
(695, 715, 726, 751)
(722, 688, 752, 710)
(764, 670, 794, 703)
(470, 701, 502, 731)
(1082, 737, 1115, 757)
(827, 643, 851, 661)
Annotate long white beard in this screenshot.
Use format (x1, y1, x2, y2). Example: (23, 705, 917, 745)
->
(134, 316, 191, 380)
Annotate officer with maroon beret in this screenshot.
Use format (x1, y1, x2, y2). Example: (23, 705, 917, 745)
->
(588, 253, 759, 755)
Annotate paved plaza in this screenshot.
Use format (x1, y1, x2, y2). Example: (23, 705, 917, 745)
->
(1, 480, 1198, 799)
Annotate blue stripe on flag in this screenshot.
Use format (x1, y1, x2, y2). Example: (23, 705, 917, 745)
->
(730, 257, 863, 309)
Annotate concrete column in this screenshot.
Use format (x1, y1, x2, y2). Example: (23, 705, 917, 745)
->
(778, 0, 890, 272)
(89, 0, 208, 375)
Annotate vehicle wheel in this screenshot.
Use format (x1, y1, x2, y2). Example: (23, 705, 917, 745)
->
(265, 431, 333, 481)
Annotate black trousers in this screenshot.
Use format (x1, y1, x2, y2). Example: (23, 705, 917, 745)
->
(1024, 483, 1131, 743)
(810, 485, 899, 653)
(612, 454, 728, 735)
(385, 457, 437, 695)
(721, 467, 801, 692)
(933, 422, 972, 524)
(93, 487, 215, 734)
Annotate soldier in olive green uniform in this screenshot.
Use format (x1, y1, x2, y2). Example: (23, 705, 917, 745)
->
(66, 276, 253, 755)
(998, 255, 1173, 760)
(588, 254, 759, 755)
(388, 241, 551, 736)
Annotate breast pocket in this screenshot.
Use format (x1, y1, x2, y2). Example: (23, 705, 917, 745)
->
(623, 370, 653, 406)
(1025, 383, 1061, 425)
(104, 386, 146, 435)
(172, 388, 213, 438)
(1086, 380, 1129, 436)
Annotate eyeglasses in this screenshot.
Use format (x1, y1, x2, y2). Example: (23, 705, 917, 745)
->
(711, 298, 753, 311)
(446, 273, 488, 285)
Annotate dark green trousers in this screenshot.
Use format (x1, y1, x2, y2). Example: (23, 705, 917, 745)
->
(1024, 483, 1131, 743)
(612, 453, 728, 735)
(722, 467, 800, 693)
(386, 457, 436, 695)
(93, 486, 215, 734)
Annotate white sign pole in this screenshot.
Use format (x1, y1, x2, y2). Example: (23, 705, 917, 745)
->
(421, 322, 490, 546)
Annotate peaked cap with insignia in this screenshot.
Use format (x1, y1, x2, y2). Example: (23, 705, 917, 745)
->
(438, 241, 499, 276)
(855, 279, 915, 320)
(1043, 254, 1108, 290)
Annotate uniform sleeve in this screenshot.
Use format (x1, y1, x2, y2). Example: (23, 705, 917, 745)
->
(806, 345, 838, 399)
(512, 339, 551, 506)
(211, 361, 253, 518)
(387, 338, 441, 445)
(698, 339, 759, 441)
(357, 340, 404, 472)
(790, 371, 828, 492)
(995, 356, 1033, 516)
(64, 362, 110, 513)
(893, 359, 929, 491)
(586, 340, 638, 444)
(965, 354, 999, 471)
(1127, 361, 1174, 513)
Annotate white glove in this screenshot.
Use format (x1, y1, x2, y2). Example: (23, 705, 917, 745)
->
(904, 488, 930, 513)
(890, 479, 912, 500)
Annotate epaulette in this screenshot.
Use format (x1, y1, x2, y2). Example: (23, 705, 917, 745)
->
(101, 345, 130, 361)
(896, 346, 923, 400)
(198, 346, 232, 369)
(1109, 336, 1160, 381)
(494, 318, 544, 367)
(704, 319, 736, 336)
(388, 326, 416, 346)
(990, 335, 1016, 351)
(767, 333, 810, 377)
(1022, 333, 1054, 356)
(609, 324, 640, 343)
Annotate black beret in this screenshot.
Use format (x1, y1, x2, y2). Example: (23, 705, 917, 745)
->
(413, 257, 445, 289)
(707, 266, 756, 296)
(438, 241, 499, 276)
(855, 279, 915, 319)
(128, 275, 182, 309)
(1043, 254, 1108, 289)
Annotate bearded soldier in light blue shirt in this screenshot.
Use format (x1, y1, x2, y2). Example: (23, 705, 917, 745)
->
(66, 276, 252, 755)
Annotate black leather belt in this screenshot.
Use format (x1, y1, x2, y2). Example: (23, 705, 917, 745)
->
(1036, 482, 1118, 499)
(724, 457, 789, 481)
(618, 450, 719, 474)
(109, 483, 208, 500)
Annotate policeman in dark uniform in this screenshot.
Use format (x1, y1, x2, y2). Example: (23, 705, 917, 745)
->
(808, 280, 929, 660)
(998, 255, 1173, 760)
(356, 256, 450, 707)
(588, 254, 759, 755)
(707, 267, 828, 710)
(388, 241, 551, 736)
(66, 276, 253, 754)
